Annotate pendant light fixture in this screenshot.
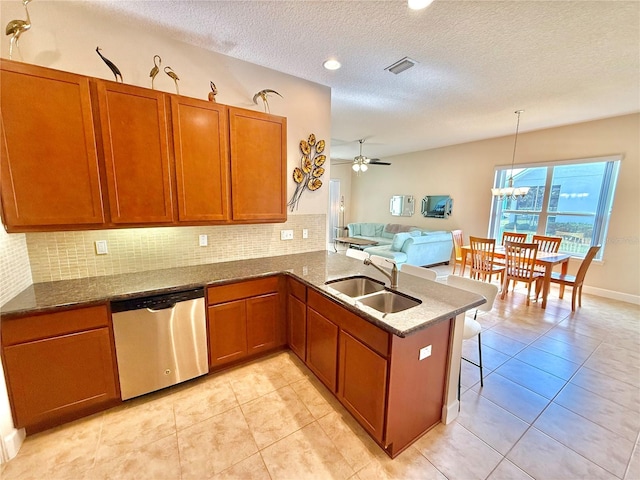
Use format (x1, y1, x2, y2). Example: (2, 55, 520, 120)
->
(491, 110, 530, 199)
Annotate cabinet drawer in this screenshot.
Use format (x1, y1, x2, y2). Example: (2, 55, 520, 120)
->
(288, 277, 306, 302)
(1, 305, 109, 346)
(207, 276, 279, 304)
(307, 290, 389, 357)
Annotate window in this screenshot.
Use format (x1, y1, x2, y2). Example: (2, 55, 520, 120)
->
(489, 156, 620, 259)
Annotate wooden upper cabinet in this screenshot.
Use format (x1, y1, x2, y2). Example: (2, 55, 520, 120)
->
(171, 97, 230, 222)
(0, 60, 104, 230)
(228, 107, 286, 222)
(96, 81, 173, 224)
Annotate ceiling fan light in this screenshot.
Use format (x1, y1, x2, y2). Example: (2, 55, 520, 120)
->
(352, 163, 360, 172)
(408, 0, 434, 10)
(360, 163, 368, 172)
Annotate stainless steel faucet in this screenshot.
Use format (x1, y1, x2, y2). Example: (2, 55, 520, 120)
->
(363, 257, 398, 289)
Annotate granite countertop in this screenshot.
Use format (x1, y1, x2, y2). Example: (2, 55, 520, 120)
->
(0, 250, 485, 337)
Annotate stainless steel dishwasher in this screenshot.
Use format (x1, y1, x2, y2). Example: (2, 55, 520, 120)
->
(111, 288, 208, 400)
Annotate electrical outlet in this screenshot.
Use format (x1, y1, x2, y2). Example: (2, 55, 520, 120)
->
(95, 240, 108, 255)
(302, 229, 308, 239)
(280, 230, 294, 240)
(419, 345, 432, 360)
(199, 234, 208, 247)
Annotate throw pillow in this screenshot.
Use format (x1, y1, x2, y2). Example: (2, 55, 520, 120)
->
(391, 232, 411, 251)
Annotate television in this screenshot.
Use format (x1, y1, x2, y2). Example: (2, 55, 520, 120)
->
(421, 195, 453, 218)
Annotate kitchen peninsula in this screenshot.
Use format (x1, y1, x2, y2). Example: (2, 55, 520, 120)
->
(0, 250, 484, 458)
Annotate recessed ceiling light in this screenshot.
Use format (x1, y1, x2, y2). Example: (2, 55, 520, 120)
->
(323, 59, 341, 71)
(408, 0, 434, 10)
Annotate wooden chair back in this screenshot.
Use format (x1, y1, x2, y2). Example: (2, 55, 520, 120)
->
(504, 241, 539, 279)
(533, 235, 562, 253)
(469, 236, 498, 279)
(574, 245, 601, 285)
(501, 231, 527, 245)
(451, 230, 463, 260)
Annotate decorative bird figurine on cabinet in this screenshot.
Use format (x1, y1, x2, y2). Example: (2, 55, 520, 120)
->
(208, 81, 218, 102)
(5, 0, 33, 60)
(164, 66, 180, 94)
(252, 89, 283, 113)
(149, 55, 161, 89)
(96, 47, 122, 82)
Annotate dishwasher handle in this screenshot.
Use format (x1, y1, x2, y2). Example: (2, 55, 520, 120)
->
(147, 303, 176, 312)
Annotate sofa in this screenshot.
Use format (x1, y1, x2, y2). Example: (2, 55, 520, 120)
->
(346, 223, 453, 268)
(346, 223, 420, 246)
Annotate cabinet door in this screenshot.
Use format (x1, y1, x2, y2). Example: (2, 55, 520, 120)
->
(228, 107, 286, 222)
(287, 294, 306, 361)
(306, 308, 338, 392)
(246, 292, 280, 355)
(96, 81, 173, 224)
(3, 328, 118, 430)
(208, 300, 248, 368)
(171, 97, 230, 222)
(338, 331, 388, 442)
(0, 60, 104, 229)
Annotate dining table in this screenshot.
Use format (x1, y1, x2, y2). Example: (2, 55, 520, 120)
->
(459, 245, 572, 309)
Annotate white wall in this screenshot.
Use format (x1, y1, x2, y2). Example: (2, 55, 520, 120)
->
(350, 114, 640, 299)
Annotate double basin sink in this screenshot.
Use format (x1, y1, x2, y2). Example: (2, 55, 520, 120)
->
(325, 276, 421, 314)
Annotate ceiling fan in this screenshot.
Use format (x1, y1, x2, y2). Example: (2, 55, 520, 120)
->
(333, 139, 391, 173)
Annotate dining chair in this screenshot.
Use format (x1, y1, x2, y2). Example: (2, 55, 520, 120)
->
(501, 231, 527, 244)
(546, 245, 601, 311)
(501, 241, 543, 306)
(446, 275, 499, 398)
(400, 263, 437, 281)
(346, 248, 369, 261)
(532, 234, 563, 274)
(451, 230, 466, 276)
(469, 236, 504, 283)
(532, 234, 562, 253)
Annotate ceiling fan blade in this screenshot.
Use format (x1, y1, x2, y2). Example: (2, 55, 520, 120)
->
(369, 159, 391, 165)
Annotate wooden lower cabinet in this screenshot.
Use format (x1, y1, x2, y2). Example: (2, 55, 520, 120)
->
(246, 293, 279, 355)
(208, 299, 248, 367)
(207, 277, 284, 369)
(1, 306, 119, 433)
(303, 288, 451, 457)
(338, 331, 387, 442)
(287, 277, 306, 361)
(305, 308, 339, 391)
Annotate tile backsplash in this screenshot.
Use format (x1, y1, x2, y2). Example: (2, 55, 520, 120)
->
(0, 229, 33, 306)
(26, 214, 326, 283)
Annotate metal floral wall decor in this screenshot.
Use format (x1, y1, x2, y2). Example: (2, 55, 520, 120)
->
(287, 133, 326, 212)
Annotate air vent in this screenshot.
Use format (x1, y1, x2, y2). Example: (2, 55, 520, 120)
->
(384, 57, 417, 75)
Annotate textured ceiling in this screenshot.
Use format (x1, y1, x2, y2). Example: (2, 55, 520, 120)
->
(79, 0, 639, 162)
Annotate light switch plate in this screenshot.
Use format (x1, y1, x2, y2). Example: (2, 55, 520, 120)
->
(95, 240, 108, 255)
(281, 230, 294, 240)
(302, 229, 308, 239)
(419, 345, 432, 360)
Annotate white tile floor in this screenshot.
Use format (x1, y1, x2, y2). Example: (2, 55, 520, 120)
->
(2, 265, 639, 479)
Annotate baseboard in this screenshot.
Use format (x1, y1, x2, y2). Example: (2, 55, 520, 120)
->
(583, 285, 640, 305)
(441, 400, 459, 424)
(0, 427, 25, 463)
